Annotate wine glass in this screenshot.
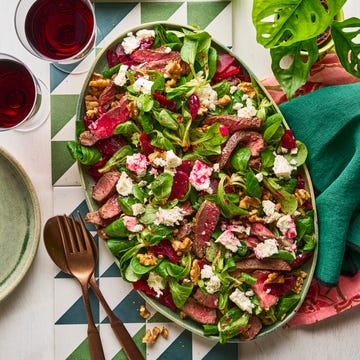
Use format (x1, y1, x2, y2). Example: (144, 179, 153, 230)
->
(0, 53, 49, 132)
(14, 0, 96, 74)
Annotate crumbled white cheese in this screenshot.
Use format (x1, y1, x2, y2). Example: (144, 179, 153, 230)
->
(215, 230, 241, 252)
(195, 83, 218, 111)
(227, 224, 251, 236)
(126, 153, 149, 176)
(114, 64, 129, 87)
(189, 160, 213, 191)
(273, 154, 296, 179)
(147, 271, 166, 298)
(205, 275, 221, 294)
(230, 288, 255, 313)
(135, 29, 155, 40)
(277, 214, 297, 239)
(133, 77, 154, 95)
(164, 150, 182, 174)
(200, 264, 214, 279)
(262, 200, 281, 224)
(230, 85, 238, 94)
(255, 172, 263, 182)
(233, 97, 257, 118)
(254, 239, 279, 259)
(116, 172, 133, 196)
(154, 206, 184, 227)
(131, 203, 145, 216)
(121, 32, 140, 54)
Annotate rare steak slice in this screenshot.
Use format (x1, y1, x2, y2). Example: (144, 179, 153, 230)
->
(181, 298, 217, 324)
(202, 115, 263, 134)
(88, 95, 130, 139)
(192, 288, 219, 309)
(193, 200, 220, 258)
(239, 315, 263, 340)
(98, 194, 122, 219)
(92, 170, 121, 203)
(234, 258, 292, 272)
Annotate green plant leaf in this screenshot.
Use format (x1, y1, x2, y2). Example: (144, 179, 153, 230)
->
(252, 0, 346, 48)
(331, 17, 360, 78)
(270, 38, 319, 99)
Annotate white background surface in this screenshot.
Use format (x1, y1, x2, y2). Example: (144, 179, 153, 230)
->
(1, 0, 360, 359)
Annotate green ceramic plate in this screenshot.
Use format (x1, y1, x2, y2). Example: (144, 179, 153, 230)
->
(0, 147, 41, 302)
(76, 22, 318, 342)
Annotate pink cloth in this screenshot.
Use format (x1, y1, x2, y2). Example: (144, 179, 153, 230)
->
(261, 53, 360, 327)
(262, 53, 360, 105)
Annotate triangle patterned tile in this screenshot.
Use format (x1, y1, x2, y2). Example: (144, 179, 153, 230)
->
(202, 341, 238, 359)
(141, 2, 183, 23)
(155, 328, 193, 360)
(51, 141, 76, 185)
(94, 2, 138, 44)
(56, 289, 99, 325)
(53, 160, 82, 187)
(102, 289, 145, 324)
(111, 324, 146, 360)
(101, 261, 121, 278)
(187, 1, 231, 30)
(51, 94, 79, 138)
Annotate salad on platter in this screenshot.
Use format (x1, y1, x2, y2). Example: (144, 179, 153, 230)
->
(68, 23, 317, 343)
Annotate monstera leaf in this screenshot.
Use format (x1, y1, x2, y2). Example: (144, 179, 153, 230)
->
(270, 38, 319, 99)
(252, 0, 346, 48)
(331, 17, 360, 78)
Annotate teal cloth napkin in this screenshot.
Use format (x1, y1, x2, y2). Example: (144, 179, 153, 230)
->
(279, 83, 360, 286)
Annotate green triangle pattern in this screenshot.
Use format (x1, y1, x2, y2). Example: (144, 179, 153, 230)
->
(148, 311, 172, 323)
(51, 94, 79, 138)
(112, 325, 146, 360)
(157, 329, 193, 360)
(51, 141, 75, 184)
(141, 2, 183, 23)
(187, 1, 231, 29)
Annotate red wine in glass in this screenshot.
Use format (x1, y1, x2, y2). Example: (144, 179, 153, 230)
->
(0, 53, 49, 132)
(15, 0, 96, 73)
(25, 0, 95, 61)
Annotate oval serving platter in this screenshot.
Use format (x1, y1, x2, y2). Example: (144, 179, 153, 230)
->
(0, 147, 41, 302)
(75, 22, 318, 342)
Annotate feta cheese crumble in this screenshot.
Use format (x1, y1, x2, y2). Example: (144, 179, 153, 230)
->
(200, 264, 214, 279)
(154, 206, 184, 226)
(262, 200, 281, 224)
(114, 64, 129, 87)
(121, 30, 155, 54)
(205, 275, 221, 294)
(164, 150, 182, 174)
(189, 160, 213, 191)
(277, 214, 297, 239)
(229, 288, 255, 313)
(147, 271, 166, 298)
(233, 97, 257, 118)
(131, 203, 145, 216)
(195, 83, 218, 111)
(133, 77, 154, 95)
(116, 172, 133, 196)
(215, 230, 241, 252)
(273, 154, 296, 179)
(126, 153, 149, 176)
(254, 239, 279, 259)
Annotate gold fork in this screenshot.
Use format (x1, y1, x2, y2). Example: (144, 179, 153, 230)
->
(58, 214, 105, 360)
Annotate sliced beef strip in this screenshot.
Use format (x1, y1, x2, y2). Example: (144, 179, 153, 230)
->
(234, 258, 292, 272)
(79, 130, 100, 147)
(130, 47, 190, 75)
(202, 115, 263, 134)
(98, 82, 117, 115)
(92, 170, 121, 203)
(98, 194, 122, 219)
(239, 315, 263, 340)
(192, 288, 219, 309)
(88, 95, 130, 139)
(174, 220, 193, 241)
(250, 222, 275, 240)
(251, 271, 279, 310)
(181, 298, 217, 325)
(218, 131, 266, 169)
(193, 200, 220, 258)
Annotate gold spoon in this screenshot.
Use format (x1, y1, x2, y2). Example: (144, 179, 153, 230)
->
(44, 214, 144, 360)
